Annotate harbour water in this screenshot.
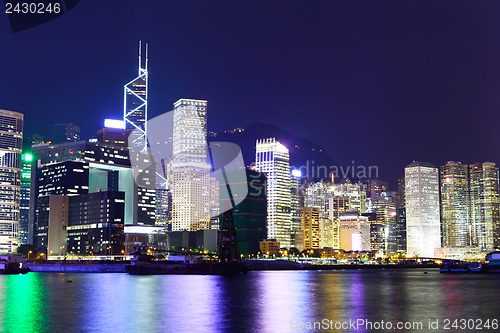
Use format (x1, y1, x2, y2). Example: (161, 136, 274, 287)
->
(0, 269, 499, 332)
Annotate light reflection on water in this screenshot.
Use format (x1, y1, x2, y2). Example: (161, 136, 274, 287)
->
(0, 269, 499, 333)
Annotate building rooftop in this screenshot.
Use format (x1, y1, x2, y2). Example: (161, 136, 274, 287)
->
(407, 161, 436, 168)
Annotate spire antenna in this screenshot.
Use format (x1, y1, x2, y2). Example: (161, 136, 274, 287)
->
(125, 41, 149, 152)
(138, 41, 142, 75)
(145, 43, 148, 71)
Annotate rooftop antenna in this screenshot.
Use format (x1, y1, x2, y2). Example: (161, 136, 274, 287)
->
(145, 43, 148, 71)
(138, 41, 142, 76)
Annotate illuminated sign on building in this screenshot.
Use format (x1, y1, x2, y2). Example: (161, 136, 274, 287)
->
(104, 119, 126, 129)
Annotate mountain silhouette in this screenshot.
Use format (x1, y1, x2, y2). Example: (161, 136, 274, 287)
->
(210, 121, 338, 180)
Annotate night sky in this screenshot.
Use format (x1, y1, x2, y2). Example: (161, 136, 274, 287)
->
(2, 1, 500, 188)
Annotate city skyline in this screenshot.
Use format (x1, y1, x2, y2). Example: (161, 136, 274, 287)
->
(2, 2, 500, 260)
(3, 1, 500, 187)
(2, 42, 500, 259)
(3, 3, 500, 333)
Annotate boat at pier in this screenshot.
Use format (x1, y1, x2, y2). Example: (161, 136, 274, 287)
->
(0, 254, 30, 274)
(126, 255, 247, 275)
(484, 251, 500, 273)
(126, 209, 247, 275)
(439, 254, 500, 273)
(439, 260, 472, 273)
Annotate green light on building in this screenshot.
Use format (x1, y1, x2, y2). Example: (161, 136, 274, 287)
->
(23, 153, 33, 162)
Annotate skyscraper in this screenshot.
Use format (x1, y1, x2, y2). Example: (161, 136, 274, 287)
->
(338, 213, 370, 251)
(405, 161, 441, 257)
(364, 192, 397, 254)
(440, 161, 470, 247)
(124, 42, 148, 152)
(304, 181, 328, 210)
(290, 170, 303, 248)
(332, 180, 366, 214)
(395, 177, 407, 253)
(219, 168, 267, 255)
(171, 99, 211, 231)
(302, 207, 321, 249)
(34, 161, 90, 249)
(122, 44, 157, 226)
(469, 162, 500, 250)
(66, 191, 125, 255)
(19, 152, 32, 245)
(326, 196, 350, 249)
(255, 138, 292, 248)
(0, 109, 23, 253)
(53, 123, 80, 144)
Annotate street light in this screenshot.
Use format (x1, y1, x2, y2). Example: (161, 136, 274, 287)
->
(28, 250, 32, 261)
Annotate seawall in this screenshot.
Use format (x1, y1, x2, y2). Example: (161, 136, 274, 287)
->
(27, 262, 127, 273)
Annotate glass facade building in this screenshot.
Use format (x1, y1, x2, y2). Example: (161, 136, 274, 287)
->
(290, 173, 303, 248)
(19, 153, 32, 245)
(395, 177, 407, 253)
(219, 168, 267, 255)
(440, 161, 470, 247)
(364, 192, 397, 254)
(469, 162, 500, 250)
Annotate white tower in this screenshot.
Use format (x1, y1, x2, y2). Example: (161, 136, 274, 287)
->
(171, 99, 211, 231)
(124, 41, 148, 151)
(405, 161, 441, 257)
(255, 138, 292, 248)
